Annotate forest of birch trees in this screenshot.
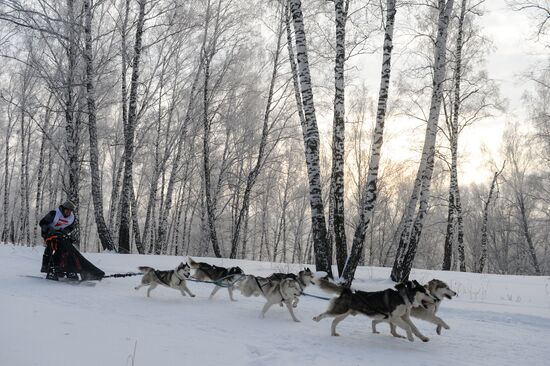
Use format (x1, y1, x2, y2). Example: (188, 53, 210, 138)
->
(0, 0, 549, 282)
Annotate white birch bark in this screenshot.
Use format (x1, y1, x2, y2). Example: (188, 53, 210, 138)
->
(391, 0, 455, 282)
(64, 0, 81, 248)
(229, 3, 285, 259)
(341, 0, 396, 285)
(118, 0, 146, 254)
(330, 0, 350, 276)
(289, 0, 332, 275)
(478, 167, 503, 273)
(84, 0, 115, 251)
(443, 0, 467, 271)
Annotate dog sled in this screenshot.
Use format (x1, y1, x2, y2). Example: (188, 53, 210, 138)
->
(40, 233, 105, 281)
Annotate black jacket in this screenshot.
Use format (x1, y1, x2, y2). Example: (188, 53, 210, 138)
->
(39, 208, 77, 239)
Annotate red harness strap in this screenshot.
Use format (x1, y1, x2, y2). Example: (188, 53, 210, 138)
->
(46, 236, 58, 252)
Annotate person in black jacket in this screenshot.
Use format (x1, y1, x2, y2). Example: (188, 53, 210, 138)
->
(39, 201, 77, 240)
(39, 201, 105, 281)
(40, 201, 78, 280)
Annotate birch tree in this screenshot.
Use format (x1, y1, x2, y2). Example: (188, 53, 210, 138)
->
(391, 0, 454, 282)
(288, 0, 332, 275)
(84, 0, 115, 252)
(229, 3, 286, 259)
(477, 163, 504, 273)
(329, 0, 351, 276)
(118, 0, 147, 254)
(341, 0, 397, 285)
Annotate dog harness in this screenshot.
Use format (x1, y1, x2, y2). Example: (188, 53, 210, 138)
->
(254, 276, 270, 294)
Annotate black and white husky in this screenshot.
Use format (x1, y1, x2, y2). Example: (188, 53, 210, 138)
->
(239, 274, 304, 322)
(267, 268, 315, 307)
(372, 278, 457, 339)
(187, 257, 244, 301)
(135, 263, 195, 298)
(312, 278, 436, 342)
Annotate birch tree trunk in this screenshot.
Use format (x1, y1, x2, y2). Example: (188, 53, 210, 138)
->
(118, 0, 146, 254)
(2, 105, 14, 242)
(341, 0, 396, 285)
(478, 168, 502, 273)
(84, 0, 115, 251)
(201, 0, 225, 258)
(330, 0, 350, 276)
(229, 4, 284, 259)
(18, 77, 30, 245)
(33, 98, 52, 244)
(443, 0, 467, 271)
(64, 0, 81, 249)
(289, 0, 332, 276)
(391, 0, 454, 282)
(156, 63, 202, 253)
(518, 193, 541, 274)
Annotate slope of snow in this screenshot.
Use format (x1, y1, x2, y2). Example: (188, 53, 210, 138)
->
(1, 244, 549, 366)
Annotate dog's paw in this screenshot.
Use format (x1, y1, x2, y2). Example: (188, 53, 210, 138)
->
(293, 319, 301, 323)
(312, 316, 320, 322)
(421, 337, 430, 342)
(372, 330, 380, 334)
(190, 294, 196, 297)
(331, 332, 340, 337)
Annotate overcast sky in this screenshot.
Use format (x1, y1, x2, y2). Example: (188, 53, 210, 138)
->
(342, 0, 548, 184)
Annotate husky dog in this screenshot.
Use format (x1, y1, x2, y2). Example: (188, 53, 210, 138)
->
(267, 268, 315, 307)
(372, 278, 457, 338)
(312, 278, 435, 342)
(187, 257, 244, 301)
(135, 263, 195, 298)
(239, 275, 304, 322)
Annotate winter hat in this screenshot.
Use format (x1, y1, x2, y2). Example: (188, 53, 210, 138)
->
(61, 200, 75, 211)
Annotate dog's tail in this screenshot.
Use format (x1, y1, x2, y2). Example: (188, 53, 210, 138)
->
(238, 275, 255, 297)
(314, 277, 345, 295)
(187, 257, 199, 269)
(138, 266, 154, 273)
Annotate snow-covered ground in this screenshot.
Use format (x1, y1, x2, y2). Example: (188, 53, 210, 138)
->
(1, 244, 549, 366)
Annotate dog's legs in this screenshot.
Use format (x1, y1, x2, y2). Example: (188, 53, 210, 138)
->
(209, 285, 222, 299)
(179, 283, 196, 298)
(146, 283, 158, 298)
(227, 287, 237, 302)
(371, 319, 383, 334)
(429, 315, 450, 334)
(330, 312, 350, 337)
(402, 314, 429, 342)
(391, 317, 414, 342)
(260, 301, 276, 318)
(134, 283, 145, 291)
(182, 284, 196, 298)
(312, 311, 332, 322)
(284, 301, 300, 322)
(389, 322, 406, 339)
(370, 319, 405, 338)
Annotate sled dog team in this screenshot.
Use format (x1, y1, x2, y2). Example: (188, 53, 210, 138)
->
(135, 258, 457, 342)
